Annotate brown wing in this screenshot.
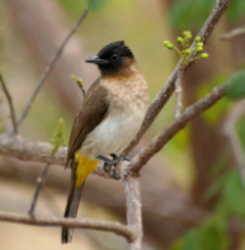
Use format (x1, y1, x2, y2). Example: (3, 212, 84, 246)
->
(66, 78, 109, 167)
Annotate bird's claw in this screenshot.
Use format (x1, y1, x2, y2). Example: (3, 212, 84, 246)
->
(97, 154, 130, 180)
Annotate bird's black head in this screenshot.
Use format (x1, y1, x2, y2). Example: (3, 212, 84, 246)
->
(85, 41, 134, 75)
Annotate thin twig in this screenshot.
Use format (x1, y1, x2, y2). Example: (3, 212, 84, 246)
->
(220, 27, 245, 40)
(0, 73, 18, 134)
(122, 0, 233, 156)
(174, 68, 184, 118)
(71, 75, 86, 98)
(17, 7, 89, 126)
(128, 84, 226, 174)
(123, 174, 142, 250)
(28, 161, 51, 216)
(0, 210, 135, 242)
(76, 79, 86, 98)
(223, 100, 245, 184)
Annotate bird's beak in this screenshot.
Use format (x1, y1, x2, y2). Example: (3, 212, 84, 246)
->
(85, 56, 108, 65)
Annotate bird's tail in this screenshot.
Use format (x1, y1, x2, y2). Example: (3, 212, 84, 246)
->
(61, 181, 84, 243)
(61, 152, 98, 244)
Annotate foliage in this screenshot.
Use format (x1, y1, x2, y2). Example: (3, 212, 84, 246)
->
(227, 0, 245, 23)
(51, 118, 65, 156)
(163, 31, 208, 65)
(236, 117, 245, 151)
(58, 0, 108, 16)
(170, 0, 245, 29)
(87, 0, 108, 11)
(171, 170, 245, 250)
(225, 70, 245, 100)
(169, 0, 215, 29)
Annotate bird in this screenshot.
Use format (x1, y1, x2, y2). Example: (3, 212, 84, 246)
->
(61, 40, 149, 243)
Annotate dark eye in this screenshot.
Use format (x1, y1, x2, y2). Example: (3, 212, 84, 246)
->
(112, 54, 119, 60)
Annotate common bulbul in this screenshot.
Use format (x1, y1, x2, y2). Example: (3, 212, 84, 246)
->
(62, 41, 149, 243)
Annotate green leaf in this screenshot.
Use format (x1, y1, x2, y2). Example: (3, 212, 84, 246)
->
(87, 0, 108, 11)
(236, 117, 245, 151)
(198, 223, 225, 250)
(204, 176, 224, 201)
(51, 118, 65, 156)
(183, 230, 199, 250)
(225, 70, 245, 100)
(222, 170, 245, 216)
(227, 0, 245, 22)
(169, 0, 215, 29)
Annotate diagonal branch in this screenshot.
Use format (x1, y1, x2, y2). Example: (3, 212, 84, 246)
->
(17, 7, 88, 126)
(123, 0, 233, 156)
(0, 73, 18, 134)
(0, 210, 135, 242)
(128, 84, 226, 173)
(28, 161, 52, 216)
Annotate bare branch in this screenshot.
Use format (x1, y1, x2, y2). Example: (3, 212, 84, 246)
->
(0, 135, 66, 164)
(0, 134, 112, 179)
(128, 84, 226, 173)
(17, 7, 88, 126)
(174, 68, 184, 118)
(123, 0, 233, 156)
(0, 73, 18, 134)
(123, 174, 142, 250)
(0, 210, 135, 242)
(220, 27, 245, 40)
(28, 161, 51, 216)
(223, 100, 245, 183)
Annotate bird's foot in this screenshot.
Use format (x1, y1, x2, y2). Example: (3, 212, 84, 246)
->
(96, 154, 130, 180)
(96, 154, 129, 166)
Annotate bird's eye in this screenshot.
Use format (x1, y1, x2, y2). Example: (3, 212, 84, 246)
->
(112, 54, 119, 60)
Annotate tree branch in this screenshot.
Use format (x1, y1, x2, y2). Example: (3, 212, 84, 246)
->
(0, 135, 66, 164)
(0, 134, 112, 179)
(0, 210, 135, 242)
(17, 7, 88, 126)
(123, 0, 233, 156)
(28, 161, 52, 216)
(124, 174, 142, 250)
(220, 26, 245, 40)
(0, 73, 18, 134)
(128, 84, 226, 173)
(174, 68, 184, 118)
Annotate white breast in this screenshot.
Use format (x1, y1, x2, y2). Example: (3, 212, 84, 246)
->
(80, 104, 145, 158)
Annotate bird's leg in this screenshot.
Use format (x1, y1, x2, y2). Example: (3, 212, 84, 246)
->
(96, 155, 113, 164)
(96, 154, 130, 166)
(110, 153, 130, 162)
(96, 154, 130, 179)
